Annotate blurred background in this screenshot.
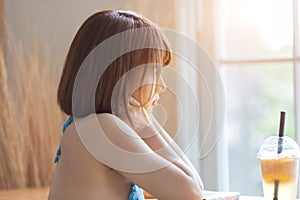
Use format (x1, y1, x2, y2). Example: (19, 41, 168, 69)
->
(1, 0, 300, 197)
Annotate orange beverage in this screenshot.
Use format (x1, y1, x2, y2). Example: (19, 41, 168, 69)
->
(258, 136, 300, 200)
(260, 158, 298, 199)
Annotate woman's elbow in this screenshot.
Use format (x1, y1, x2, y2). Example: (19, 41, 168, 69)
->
(188, 187, 203, 200)
(180, 178, 203, 200)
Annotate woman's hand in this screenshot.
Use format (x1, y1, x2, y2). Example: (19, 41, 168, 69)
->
(127, 96, 152, 131)
(116, 95, 159, 139)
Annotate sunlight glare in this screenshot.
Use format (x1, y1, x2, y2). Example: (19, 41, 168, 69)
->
(237, 0, 293, 50)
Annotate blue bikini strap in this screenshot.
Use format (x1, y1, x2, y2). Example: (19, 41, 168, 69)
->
(129, 184, 145, 200)
(54, 116, 74, 163)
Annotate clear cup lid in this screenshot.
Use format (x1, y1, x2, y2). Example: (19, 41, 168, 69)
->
(257, 136, 300, 159)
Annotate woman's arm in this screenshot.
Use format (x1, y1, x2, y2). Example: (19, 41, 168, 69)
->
(95, 113, 203, 200)
(137, 117, 203, 191)
(150, 117, 204, 190)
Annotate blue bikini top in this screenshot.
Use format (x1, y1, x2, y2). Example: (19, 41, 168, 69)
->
(54, 116, 145, 200)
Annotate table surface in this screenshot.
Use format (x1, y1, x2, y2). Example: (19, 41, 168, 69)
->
(0, 187, 49, 200)
(0, 187, 298, 200)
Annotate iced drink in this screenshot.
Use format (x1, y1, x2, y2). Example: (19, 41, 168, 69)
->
(258, 136, 300, 200)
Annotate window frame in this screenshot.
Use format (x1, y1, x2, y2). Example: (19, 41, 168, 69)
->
(217, 1, 300, 150)
(214, 0, 300, 196)
(293, 0, 300, 144)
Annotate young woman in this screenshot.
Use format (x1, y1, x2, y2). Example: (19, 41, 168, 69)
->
(48, 10, 203, 200)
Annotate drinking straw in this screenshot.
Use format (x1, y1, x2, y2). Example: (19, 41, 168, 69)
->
(277, 111, 285, 154)
(273, 111, 285, 199)
(273, 179, 279, 200)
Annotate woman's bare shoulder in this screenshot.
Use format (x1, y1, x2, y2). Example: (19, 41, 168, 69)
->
(75, 113, 147, 153)
(95, 113, 134, 135)
(96, 112, 115, 118)
(77, 113, 126, 129)
(95, 113, 121, 123)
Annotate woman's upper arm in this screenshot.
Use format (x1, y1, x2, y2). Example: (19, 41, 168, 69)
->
(75, 113, 202, 200)
(119, 161, 202, 200)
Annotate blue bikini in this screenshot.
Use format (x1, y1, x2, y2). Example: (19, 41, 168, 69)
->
(54, 116, 145, 200)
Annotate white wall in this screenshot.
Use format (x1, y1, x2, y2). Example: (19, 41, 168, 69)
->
(4, 0, 176, 68)
(4, 0, 128, 66)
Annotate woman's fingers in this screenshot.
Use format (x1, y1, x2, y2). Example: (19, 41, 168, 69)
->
(129, 96, 141, 107)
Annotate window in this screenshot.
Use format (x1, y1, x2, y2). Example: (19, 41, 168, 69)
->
(217, 0, 299, 196)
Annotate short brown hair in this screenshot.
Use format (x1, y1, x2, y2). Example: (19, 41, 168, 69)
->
(57, 10, 171, 118)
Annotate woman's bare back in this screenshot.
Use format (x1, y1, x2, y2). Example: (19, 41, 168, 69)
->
(48, 120, 131, 200)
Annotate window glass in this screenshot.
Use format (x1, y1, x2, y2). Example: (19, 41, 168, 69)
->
(218, 0, 293, 60)
(221, 63, 295, 195)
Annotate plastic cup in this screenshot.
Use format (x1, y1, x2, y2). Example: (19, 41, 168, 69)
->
(257, 136, 300, 200)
